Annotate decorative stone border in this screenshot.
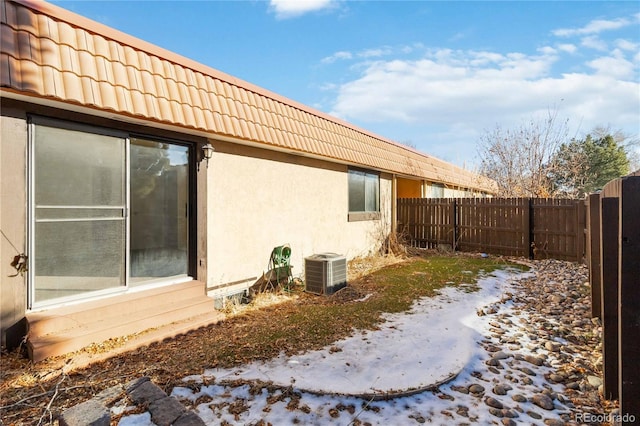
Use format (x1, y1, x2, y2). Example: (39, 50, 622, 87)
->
(59, 377, 205, 426)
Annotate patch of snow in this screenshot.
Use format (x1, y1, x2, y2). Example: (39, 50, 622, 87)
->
(202, 269, 522, 396)
(120, 268, 576, 426)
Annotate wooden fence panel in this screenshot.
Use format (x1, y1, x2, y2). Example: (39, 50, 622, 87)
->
(396, 198, 454, 249)
(456, 198, 529, 257)
(531, 198, 584, 261)
(397, 197, 584, 261)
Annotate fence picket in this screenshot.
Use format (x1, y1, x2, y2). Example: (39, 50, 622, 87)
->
(396, 197, 584, 261)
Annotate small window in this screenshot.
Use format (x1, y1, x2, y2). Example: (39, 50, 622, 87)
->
(431, 183, 444, 198)
(348, 168, 380, 221)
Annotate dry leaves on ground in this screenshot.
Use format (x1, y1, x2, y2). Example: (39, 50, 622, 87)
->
(0, 254, 402, 425)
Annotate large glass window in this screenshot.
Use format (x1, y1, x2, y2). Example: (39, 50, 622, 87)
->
(30, 120, 192, 306)
(348, 168, 379, 213)
(32, 124, 127, 303)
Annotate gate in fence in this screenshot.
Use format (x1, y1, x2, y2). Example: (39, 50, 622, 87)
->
(586, 173, 639, 424)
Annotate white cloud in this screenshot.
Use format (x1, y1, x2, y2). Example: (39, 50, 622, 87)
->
(321, 50, 353, 64)
(552, 17, 631, 37)
(615, 38, 638, 51)
(401, 44, 421, 54)
(357, 47, 393, 58)
(321, 44, 425, 65)
(330, 51, 556, 123)
(318, 82, 338, 91)
(327, 48, 640, 166)
(316, 12, 639, 166)
(587, 50, 637, 79)
(449, 31, 468, 42)
(556, 44, 577, 54)
(467, 51, 506, 66)
(580, 35, 608, 51)
(538, 46, 557, 55)
(269, 0, 336, 19)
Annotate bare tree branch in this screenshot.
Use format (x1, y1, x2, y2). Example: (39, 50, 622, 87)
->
(477, 108, 570, 197)
(37, 374, 66, 426)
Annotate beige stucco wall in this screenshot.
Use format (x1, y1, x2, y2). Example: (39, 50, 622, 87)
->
(0, 103, 394, 343)
(421, 182, 475, 199)
(205, 140, 392, 295)
(444, 187, 467, 198)
(0, 113, 28, 347)
(397, 177, 422, 198)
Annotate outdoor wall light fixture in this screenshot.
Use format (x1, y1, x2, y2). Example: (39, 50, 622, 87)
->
(199, 142, 215, 169)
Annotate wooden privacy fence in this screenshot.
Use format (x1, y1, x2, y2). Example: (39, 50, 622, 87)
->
(586, 173, 639, 423)
(397, 197, 585, 261)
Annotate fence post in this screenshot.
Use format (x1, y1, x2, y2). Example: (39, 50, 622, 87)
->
(600, 195, 619, 400)
(451, 199, 457, 251)
(587, 193, 602, 318)
(619, 176, 640, 422)
(524, 198, 532, 259)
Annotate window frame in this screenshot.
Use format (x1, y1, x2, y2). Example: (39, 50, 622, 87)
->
(347, 167, 381, 222)
(431, 182, 445, 198)
(27, 115, 198, 308)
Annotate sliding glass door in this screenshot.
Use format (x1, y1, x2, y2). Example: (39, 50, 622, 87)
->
(130, 138, 189, 284)
(32, 124, 127, 304)
(30, 120, 191, 307)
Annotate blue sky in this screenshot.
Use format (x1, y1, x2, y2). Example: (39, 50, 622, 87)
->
(52, 0, 640, 169)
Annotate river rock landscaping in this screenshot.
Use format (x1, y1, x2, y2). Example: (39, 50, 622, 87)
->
(1, 256, 616, 425)
(110, 258, 613, 425)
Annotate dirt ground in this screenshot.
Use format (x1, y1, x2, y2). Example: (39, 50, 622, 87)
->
(0, 253, 403, 425)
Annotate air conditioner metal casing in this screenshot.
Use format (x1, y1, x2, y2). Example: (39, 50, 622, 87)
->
(304, 253, 347, 295)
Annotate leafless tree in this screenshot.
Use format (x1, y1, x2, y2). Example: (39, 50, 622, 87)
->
(477, 109, 571, 197)
(548, 145, 588, 198)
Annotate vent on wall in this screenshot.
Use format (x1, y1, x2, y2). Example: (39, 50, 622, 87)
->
(304, 253, 347, 295)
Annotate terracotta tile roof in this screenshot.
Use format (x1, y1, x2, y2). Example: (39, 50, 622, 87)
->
(1, 0, 495, 192)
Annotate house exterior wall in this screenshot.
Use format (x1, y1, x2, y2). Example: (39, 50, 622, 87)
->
(397, 177, 422, 198)
(205, 140, 392, 295)
(0, 0, 494, 353)
(2, 0, 497, 197)
(0, 100, 394, 345)
(444, 187, 468, 198)
(0, 100, 212, 346)
(420, 181, 484, 199)
(0, 112, 28, 348)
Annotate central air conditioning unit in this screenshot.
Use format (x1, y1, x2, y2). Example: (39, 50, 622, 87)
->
(304, 253, 347, 295)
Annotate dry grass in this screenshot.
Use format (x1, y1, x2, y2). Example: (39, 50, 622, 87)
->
(0, 250, 522, 425)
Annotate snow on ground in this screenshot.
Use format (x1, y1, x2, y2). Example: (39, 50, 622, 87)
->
(118, 267, 577, 425)
(193, 269, 522, 397)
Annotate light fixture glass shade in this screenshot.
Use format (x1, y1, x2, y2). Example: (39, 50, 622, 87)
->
(202, 143, 214, 160)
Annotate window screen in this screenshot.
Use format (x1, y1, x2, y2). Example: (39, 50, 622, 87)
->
(348, 169, 379, 212)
